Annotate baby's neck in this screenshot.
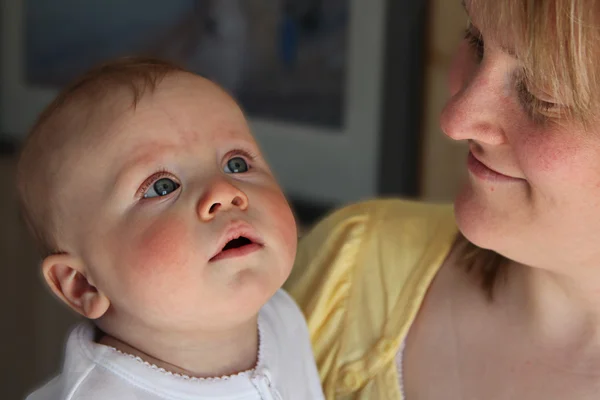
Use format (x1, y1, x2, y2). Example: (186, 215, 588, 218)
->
(97, 315, 260, 379)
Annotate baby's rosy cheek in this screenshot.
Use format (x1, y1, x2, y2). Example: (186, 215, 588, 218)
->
(262, 191, 297, 254)
(129, 216, 192, 278)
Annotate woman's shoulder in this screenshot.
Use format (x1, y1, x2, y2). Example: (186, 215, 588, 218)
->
(292, 198, 456, 267)
(284, 199, 458, 395)
(286, 197, 456, 319)
(335, 197, 454, 230)
(286, 199, 456, 297)
(306, 198, 454, 230)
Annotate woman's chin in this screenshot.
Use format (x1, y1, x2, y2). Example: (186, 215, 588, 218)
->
(453, 184, 505, 252)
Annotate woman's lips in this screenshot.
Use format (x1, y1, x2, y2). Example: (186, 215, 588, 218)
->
(467, 152, 522, 183)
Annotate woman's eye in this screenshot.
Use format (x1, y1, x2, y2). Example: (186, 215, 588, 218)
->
(144, 177, 180, 199)
(224, 156, 249, 173)
(464, 25, 484, 62)
(515, 79, 560, 122)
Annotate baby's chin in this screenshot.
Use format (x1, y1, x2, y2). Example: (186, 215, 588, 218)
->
(225, 266, 287, 309)
(185, 266, 289, 330)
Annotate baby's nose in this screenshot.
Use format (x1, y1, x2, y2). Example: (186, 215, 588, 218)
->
(197, 179, 249, 221)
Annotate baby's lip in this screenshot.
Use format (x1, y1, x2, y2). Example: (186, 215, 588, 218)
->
(209, 221, 264, 262)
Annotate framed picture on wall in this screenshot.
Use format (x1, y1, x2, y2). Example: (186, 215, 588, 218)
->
(1, 0, 427, 210)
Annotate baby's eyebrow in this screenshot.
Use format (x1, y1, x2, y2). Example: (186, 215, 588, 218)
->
(112, 162, 152, 198)
(112, 148, 177, 195)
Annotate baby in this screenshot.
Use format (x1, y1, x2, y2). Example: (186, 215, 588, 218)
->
(19, 57, 324, 399)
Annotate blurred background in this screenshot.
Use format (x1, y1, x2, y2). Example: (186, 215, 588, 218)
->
(0, 0, 468, 397)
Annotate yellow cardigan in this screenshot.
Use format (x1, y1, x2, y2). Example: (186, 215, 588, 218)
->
(284, 199, 458, 399)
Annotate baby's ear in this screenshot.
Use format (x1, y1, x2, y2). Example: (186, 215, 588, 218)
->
(41, 254, 110, 320)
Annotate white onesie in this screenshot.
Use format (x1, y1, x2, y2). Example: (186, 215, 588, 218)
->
(27, 290, 324, 400)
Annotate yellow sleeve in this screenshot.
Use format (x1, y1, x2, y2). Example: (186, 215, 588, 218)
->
(284, 201, 372, 394)
(284, 199, 457, 398)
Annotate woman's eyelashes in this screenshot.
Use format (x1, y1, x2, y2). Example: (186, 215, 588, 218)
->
(463, 24, 560, 122)
(464, 24, 484, 62)
(515, 79, 559, 121)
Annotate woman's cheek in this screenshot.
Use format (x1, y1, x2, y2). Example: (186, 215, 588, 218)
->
(518, 143, 600, 212)
(520, 128, 582, 178)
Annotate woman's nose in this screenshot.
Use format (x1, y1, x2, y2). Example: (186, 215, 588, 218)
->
(440, 57, 508, 146)
(197, 179, 249, 221)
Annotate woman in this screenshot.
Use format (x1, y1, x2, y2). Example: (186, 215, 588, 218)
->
(284, 0, 600, 398)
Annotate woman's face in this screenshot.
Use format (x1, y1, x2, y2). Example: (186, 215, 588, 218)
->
(442, 3, 600, 272)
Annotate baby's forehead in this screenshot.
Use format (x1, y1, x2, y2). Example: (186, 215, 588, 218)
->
(74, 74, 247, 140)
(59, 81, 254, 174)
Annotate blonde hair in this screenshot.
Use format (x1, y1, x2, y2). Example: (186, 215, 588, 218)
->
(462, 0, 600, 297)
(16, 57, 186, 256)
(474, 0, 600, 122)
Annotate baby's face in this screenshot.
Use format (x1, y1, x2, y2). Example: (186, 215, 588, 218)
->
(56, 73, 297, 333)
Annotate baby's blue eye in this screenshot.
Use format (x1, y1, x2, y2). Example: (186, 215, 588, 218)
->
(224, 157, 249, 173)
(144, 178, 180, 198)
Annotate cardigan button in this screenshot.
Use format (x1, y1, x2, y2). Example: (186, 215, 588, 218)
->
(342, 370, 360, 391)
(376, 338, 395, 355)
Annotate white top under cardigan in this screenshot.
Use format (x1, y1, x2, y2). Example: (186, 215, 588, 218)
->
(26, 290, 325, 400)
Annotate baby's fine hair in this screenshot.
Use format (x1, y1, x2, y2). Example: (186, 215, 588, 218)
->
(16, 57, 187, 256)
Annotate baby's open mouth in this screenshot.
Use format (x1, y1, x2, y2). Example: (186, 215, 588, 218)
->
(222, 236, 253, 251)
(210, 235, 262, 262)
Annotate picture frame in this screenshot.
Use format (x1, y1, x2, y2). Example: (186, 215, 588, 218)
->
(0, 0, 426, 211)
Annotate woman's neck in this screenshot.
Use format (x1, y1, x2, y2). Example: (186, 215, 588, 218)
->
(97, 315, 260, 379)
(505, 262, 600, 350)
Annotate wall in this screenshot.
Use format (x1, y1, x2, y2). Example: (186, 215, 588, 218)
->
(0, 158, 35, 399)
(0, 158, 80, 398)
(420, 0, 468, 201)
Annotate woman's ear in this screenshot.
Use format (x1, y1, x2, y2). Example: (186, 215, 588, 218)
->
(41, 254, 110, 319)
